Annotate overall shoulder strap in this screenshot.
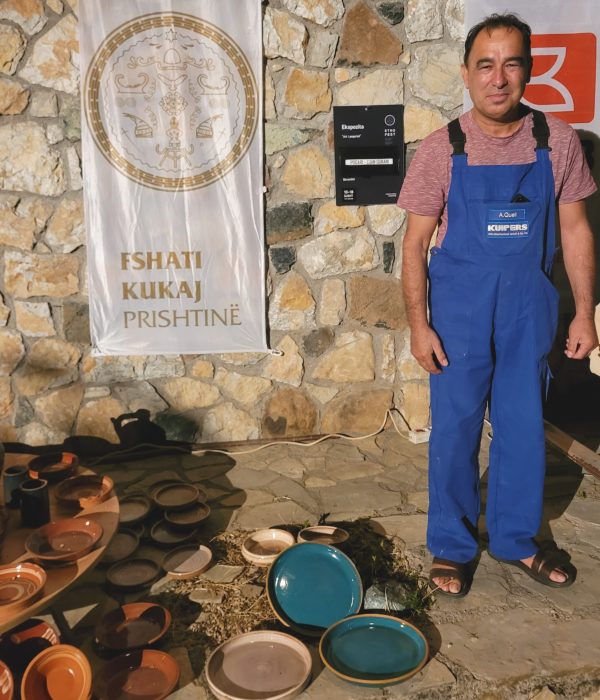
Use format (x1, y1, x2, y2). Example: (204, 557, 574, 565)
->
(447, 118, 466, 155)
(531, 109, 551, 151)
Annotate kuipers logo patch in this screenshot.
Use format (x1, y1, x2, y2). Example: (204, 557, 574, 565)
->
(487, 209, 529, 238)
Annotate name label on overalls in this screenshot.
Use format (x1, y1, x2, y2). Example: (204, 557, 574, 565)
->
(486, 208, 529, 238)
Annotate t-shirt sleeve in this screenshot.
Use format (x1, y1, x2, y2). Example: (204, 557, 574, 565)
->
(557, 130, 597, 204)
(397, 129, 450, 217)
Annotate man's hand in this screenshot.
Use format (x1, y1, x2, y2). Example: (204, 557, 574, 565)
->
(411, 324, 449, 374)
(565, 314, 599, 359)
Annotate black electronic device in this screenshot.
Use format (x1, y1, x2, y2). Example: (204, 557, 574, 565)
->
(333, 105, 404, 206)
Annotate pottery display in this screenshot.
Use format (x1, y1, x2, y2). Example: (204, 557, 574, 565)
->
(95, 602, 171, 651)
(25, 518, 103, 563)
(205, 630, 312, 700)
(241, 529, 295, 567)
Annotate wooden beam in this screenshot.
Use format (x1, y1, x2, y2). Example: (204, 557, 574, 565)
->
(544, 420, 600, 481)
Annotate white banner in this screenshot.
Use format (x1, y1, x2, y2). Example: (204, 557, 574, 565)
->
(79, 0, 267, 355)
(465, 1, 600, 135)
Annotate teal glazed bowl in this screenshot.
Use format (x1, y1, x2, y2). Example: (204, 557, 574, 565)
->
(266, 542, 362, 637)
(319, 614, 429, 686)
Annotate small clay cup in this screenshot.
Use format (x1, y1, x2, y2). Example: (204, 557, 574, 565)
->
(2, 464, 28, 509)
(18, 478, 50, 528)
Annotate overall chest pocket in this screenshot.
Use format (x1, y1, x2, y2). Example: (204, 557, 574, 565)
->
(468, 200, 542, 256)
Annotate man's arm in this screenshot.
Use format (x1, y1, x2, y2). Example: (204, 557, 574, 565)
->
(558, 199, 598, 359)
(402, 212, 448, 374)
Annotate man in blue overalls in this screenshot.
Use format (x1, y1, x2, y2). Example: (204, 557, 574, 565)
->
(400, 13, 598, 596)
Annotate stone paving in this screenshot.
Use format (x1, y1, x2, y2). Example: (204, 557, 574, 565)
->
(45, 427, 600, 699)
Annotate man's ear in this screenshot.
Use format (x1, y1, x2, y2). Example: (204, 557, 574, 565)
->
(525, 56, 533, 84)
(460, 63, 469, 88)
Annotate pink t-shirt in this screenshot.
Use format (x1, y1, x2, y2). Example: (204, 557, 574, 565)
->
(398, 109, 597, 245)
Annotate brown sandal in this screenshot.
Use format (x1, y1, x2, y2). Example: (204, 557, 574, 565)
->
(489, 547, 576, 588)
(428, 557, 473, 598)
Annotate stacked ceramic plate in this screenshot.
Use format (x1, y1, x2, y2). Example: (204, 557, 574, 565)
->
(148, 479, 210, 547)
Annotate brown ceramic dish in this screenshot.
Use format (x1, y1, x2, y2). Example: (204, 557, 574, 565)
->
(102, 528, 140, 566)
(0, 562, 46, 611)
(106, 558, 161, 590)
(25, 518, 103, 563)
(152, 482, 200, 511)
(55, 475, 114, 509)
(0, 659, 13, 700)
(162, 545, 213, 579)
(164, 501, 210, 530)
(95, 602, 172, 651)
(205, 630, 312, 700)
(21, 644, 92, 700)
(27, 452, 78, 483)
(297, 525, 349, 546)
(118, 495, 153, 526)
(93, 649, 179, 700)
(150, 520, 199, 546)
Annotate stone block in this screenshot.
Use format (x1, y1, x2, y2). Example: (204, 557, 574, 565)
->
(348, 276, 406, 330)
(312, 330, 375, 382)
(266, 201, 313, 244)
(262, 387, 317, 437)
(321, 388, 393, 434)
(337, 1, 402, 66)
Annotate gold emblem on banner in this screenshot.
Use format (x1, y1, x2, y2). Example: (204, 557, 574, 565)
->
(84, 13, 258, 191)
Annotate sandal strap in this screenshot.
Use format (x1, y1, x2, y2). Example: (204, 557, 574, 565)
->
(531, 549, 570, 578)
(430, 558, 468, 585)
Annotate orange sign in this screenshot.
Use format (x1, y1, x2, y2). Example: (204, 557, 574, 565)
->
(524, 33, 597, 124)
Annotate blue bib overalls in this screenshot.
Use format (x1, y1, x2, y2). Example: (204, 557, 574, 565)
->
(427, 111, 558, 563)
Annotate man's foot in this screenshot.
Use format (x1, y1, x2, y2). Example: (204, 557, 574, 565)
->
(489, 547, 575, 588)
(428, 557, 472, 598)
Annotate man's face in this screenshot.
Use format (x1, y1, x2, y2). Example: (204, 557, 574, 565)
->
(461, 26, 530, 124)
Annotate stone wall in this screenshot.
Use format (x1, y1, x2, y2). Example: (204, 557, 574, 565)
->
(0, 0, 464, 446)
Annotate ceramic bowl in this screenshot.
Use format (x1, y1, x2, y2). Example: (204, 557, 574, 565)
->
(21, 644, 92, 700)
(148, 479, 208, 503)
(0, 618, 60, 681)
(162, 544, 213, 579)
(95, 603, 172, 651)
(0, 562, 46, 611)
(0, 660, 13, 700)
(152, 482, 200, 511)
(25, 517, 103, 563)
(27, 452, 78, 483)
(106, 558, 161, 591)
(102, 528, 140, 566)
(164, 501, 210, 530)
(150, 520, 199, 547)
(205, 630, 312, 700)
(241, 529, 295, 567)
(297, 525, 349, 546)
(93, 649, 179, 700)
(55, 475, 114, 509)
(319, 614, 429, 686)
(118, 495, 153, 526)
(267, 543, 362, 637)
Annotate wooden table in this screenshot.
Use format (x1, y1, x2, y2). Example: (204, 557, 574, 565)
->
(0, 454, 119, 634)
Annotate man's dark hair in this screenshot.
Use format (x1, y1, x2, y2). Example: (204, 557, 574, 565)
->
(464, 13, 532, 69)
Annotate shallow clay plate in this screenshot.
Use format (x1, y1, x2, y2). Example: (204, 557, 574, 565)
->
(25, 518, 103, 563)
(118, 495, 153, 526)
(102, 528, 140, 566)
(150, 520, 199, 547)
(319, 614, 429, 686)
(28, 452, 78, 483)
(297, 525, 349, 546)
(162, 545, 212, 579)
(21, 644, 92, 700)
(55, 475, 114, 509)
(164, 501, 210, 530)
(106, 558, 161, 590)
(205, 630, 312, 700)
(95, 603, 172, 651)
(241, 529, 296, 567)
(0, 562, 46, 611)
(0, 660, 13, 700)
(93, 649, 179, 700)
(152, 482, 200, 511)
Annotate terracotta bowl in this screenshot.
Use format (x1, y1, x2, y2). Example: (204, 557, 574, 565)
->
(162, 544, 213, 579)
(95, 602, 171, 651)
(0, 618, 60, 681)
(152, 482, 200, 511)
(55, 475, 114, 509)
(205, 630, 312, 700)
(241, 529, 295, 567)
(93, 649, 179, 700)
(164, 501, 210, 530)
(106, 558, 161, 591)
(27, 452, 78, 483)
(150, 520, 199, 547)
(21, 644, 92, 700)
(0, 562, 46, 611)
(297, 525, 349, 546)
(148, 479, 208, 503)
(0, 660, 13, 700)
(102, 528, 140, 566)
(25, 517, 103, 563)
(118, 495, 153, 526)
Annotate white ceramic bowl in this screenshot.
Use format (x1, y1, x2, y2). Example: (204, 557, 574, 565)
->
(241, 529, 295, 567)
